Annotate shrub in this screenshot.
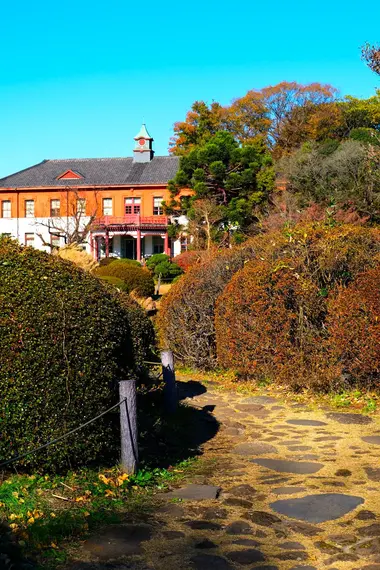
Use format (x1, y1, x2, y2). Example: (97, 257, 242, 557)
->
(145, 254, 183, 281)
(0, 237, 136, 472)
(118, 293, 156, 369)
(99, 257, 141, 268)
(158, 223, 380, 375)
(215, 260, 335, 390)
(95, 261, 154, 297)
(328, 266, 380, 386)
(145, 254, 169, 272)
(157, 247, 254, 369)
(54, 244, 99, 273)
(98, 275, 129, 291)
(174, 250, 205, 272)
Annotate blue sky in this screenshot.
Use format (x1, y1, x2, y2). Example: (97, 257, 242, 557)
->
(0, 0, 379, 178)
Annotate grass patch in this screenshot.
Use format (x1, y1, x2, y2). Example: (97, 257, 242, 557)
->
(0, 459, 196, 568)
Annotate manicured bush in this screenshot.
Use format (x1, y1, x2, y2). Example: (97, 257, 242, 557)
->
(157, 247, 254, 369)
(0, 237, 136, 472)
(215, 260, 335, 390)
(145, 253, 169, 272)
(145, 254, 183, 281)
(98, 275, 129, 291)
(158, 223, 380, 378)
(328, 266, 380, 386)
(99, 257, 141, 268)
(118, 293, 156, 369)
(95, 261, 154, 297)
(174, 250, 205, 272)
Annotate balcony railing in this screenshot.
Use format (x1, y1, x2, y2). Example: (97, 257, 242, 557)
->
(92, 215, 168, 229)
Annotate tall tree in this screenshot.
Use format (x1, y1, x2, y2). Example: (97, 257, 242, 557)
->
(165, 131, 275, 244)
(362, 43, 380, 75)
(169, 101, 226, 155)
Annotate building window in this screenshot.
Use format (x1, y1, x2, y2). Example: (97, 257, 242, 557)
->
(2, 200, 11, 218)
(50, 199, 60, 217)
(25, 200, 34, 217)
(125, 197, 141, 215)
(103, 198, 113, 216)
(153, 197, 163, 216)
(76, 198, 86, 215)
(51, 234, 61, 249)
(152, 236, 164, 254)
(25, 233, 35, 247)
(180, 236, 188, 252)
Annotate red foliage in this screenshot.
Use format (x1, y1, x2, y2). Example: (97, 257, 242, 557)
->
(173, 250, 206, 272)
(328, 266, 380, 385)
(215, 260, 332, 389)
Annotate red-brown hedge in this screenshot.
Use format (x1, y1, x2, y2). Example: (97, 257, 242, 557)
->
(328, 266, 380, 386)
(158, 224, 380, 382)
(215, 260, 334, 389)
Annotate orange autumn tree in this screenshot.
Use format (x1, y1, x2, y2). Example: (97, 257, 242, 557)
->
(169, 81, 338, 158)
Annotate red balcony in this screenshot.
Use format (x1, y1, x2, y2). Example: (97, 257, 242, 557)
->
(92, 214, 169, 231)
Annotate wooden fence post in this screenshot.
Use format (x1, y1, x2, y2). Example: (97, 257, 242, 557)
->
(161, 350, 177, 414)
(119, 380, 138, 474)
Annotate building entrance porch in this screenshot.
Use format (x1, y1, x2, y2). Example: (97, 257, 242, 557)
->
(91, 231, 169, 261)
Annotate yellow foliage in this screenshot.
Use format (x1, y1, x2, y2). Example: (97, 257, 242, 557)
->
(54, 244, 99, 273)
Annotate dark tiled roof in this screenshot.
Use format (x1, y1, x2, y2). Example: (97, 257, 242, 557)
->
(0, 156, 180, 188)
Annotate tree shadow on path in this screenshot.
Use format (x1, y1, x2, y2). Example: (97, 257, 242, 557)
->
(138, 381, 219, 470)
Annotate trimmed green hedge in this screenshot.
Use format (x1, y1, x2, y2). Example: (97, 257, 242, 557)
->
(0, 238, 137, 472)
(95, 261, 154, 297)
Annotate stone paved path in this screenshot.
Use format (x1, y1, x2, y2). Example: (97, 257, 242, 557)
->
(68, 377, 380, 570)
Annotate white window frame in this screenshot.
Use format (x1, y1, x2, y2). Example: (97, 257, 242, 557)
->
(25, 200, 35, 218)
(50, 199, 60, 217)
(2, 200, 11, 218)
(102, 198, 113, 216)
(76, 198, 86, 215)
(153, 196, 163, 216)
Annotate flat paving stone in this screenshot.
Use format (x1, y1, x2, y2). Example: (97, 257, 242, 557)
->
(224, 497, 253, 508)
(232, 538, 261, 546)
(233, 442, 277, 456)
(290, 567, 317, 570)
(279, 541, 305, 550)
(225, 521, 253, 535)
(270, 493, 364, 523)
(287, 419, 327, 426)
(165, 484, 220, 500)
(185, 520, 222, 531)
(228, 484, 257, 497)
(242, 396, 278, 405)
(362, 436, 380, 445)
(251, 458, 324, 474)
(162, 530, 185, 540)
(273, 487, 306, 495)
(275, 552, 309, 561)
(194, 539, 217, 549)
(246, 511, 282, 526)
(82, 524, 152, 560)
(226, 548, 266, 564)
(285, 521, 321, 536)
(190, 554, 233, 570)
(327, 412, 373, 424)
(365, 467, 380, 482)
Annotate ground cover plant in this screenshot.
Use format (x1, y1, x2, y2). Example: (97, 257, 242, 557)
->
(0, 237, 153, 472)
